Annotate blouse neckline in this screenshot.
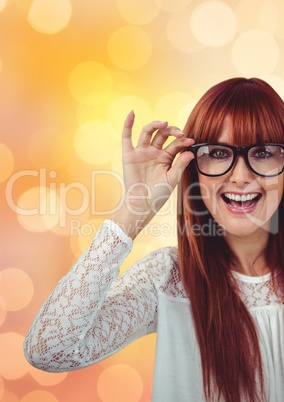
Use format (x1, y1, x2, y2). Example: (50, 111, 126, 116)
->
(231, 269, 271, 283)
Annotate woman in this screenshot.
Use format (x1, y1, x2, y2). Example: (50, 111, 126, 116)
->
(24, 78, 284, 402)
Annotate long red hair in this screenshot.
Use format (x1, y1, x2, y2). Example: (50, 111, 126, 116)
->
(178, 77, 284, 402)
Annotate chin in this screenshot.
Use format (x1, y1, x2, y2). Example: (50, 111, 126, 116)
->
(221, 220, 270, 238)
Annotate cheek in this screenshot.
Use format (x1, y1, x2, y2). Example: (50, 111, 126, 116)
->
(261, 176, 284, 205)
(198, 177, 223, 215)
(198, 178, 212, 211)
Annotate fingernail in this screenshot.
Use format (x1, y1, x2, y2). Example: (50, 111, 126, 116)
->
(176, 130, 184, 134)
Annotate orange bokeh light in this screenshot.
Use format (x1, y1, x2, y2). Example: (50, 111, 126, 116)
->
(0, 269, 34, 311)
(0, 333, 30, 380)
(20, 391, 58, 402)
(97, 364, 143, 402)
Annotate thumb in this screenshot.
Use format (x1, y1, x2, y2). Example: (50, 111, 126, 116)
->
(167, 151, 195, 186)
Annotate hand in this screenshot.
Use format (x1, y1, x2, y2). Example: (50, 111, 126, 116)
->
(111, 111, 195, 238)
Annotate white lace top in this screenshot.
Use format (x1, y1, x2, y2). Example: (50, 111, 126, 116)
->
(24, 220, 284, 402)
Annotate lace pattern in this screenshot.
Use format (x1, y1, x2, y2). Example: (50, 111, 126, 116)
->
(24, 221, 171, 372)
(233, 272, 284, 310)
(24, 220, 283, 373)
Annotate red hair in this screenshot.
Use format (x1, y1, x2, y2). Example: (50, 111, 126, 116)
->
(178, 78, 284, 401)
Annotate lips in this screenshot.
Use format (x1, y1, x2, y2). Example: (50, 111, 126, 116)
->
(221, 192, 262, 211)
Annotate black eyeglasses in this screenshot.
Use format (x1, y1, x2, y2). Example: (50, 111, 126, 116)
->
(188, 143, 284, 177)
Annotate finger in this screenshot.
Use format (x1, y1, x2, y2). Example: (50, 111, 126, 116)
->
(122, 111, 135, 152)
(167, 151, 195, 187)
(164, 137, 195, 157)
(151, 126, 185, 149)
(136, 121, 168, 147)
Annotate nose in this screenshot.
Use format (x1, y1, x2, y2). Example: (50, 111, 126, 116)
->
(229, 156, 255, 186)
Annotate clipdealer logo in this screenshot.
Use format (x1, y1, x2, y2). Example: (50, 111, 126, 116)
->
(5, 168, 177, 229)
(5, 169, 124, 227)
(5, 168, 280, 235)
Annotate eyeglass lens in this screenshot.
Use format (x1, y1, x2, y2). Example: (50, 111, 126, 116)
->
(196, 144, 284, 176)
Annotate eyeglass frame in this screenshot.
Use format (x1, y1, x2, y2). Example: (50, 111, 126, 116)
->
(188, 142, 284, 178)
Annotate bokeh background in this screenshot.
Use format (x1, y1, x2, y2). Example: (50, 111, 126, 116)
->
(1, 0, 284, 401)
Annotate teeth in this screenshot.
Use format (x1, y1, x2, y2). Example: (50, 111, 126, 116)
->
(224, 193, 259, 202)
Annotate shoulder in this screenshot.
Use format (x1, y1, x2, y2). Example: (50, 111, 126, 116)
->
(128, 246, 188, 299)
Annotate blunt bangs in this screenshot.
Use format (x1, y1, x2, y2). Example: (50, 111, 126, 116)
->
(184, 78, 284, 146)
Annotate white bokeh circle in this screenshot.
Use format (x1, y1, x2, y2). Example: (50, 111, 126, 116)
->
(231, 30, 279, 76)
(116, 0, 160, 25)
(190, 1, 237, 47)
(28, 0, 72, 34)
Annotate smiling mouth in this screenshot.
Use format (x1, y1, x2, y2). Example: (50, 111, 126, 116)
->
(221, 193, 262, 210)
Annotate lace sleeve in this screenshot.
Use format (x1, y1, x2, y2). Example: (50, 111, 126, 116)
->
(24, 220, 159, 373)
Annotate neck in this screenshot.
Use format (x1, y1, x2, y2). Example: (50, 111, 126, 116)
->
(224, 229, 270, 276)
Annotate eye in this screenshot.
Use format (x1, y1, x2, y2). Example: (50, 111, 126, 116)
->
(209, 148, 231, 159)
(251, 147, 273, 159)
